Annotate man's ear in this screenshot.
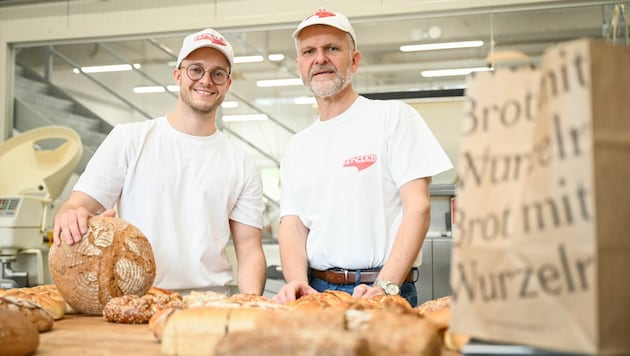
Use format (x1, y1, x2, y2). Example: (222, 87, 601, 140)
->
(351, 50, 362, 73)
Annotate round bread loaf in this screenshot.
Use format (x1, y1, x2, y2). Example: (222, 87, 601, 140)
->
(48, 216, 156, 315)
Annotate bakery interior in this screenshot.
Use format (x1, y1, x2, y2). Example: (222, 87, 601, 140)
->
(0, 0, 627, 354)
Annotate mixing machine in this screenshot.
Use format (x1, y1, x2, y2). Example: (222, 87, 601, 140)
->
(0, 126, 82, 288)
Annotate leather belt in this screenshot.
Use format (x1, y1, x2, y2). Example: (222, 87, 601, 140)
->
(309, 267, 417, 285)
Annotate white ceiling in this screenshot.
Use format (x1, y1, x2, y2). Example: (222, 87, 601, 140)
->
(15, 3, 610, 111)
(11, 2, 620, 173)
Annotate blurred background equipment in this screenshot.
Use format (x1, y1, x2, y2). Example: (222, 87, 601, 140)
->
(0, 126, 82, 288)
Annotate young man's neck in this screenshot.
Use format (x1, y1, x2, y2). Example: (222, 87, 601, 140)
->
(168, 107, 218, 136)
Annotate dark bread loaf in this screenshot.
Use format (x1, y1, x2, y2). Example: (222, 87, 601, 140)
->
(48, 216, 156, 315)
(0, 308, 39, 355)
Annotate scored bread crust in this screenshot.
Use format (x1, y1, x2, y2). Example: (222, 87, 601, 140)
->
(285, 290, 354, 309)
(0, 284, 66, 320)
(48, 216, 156, 315)
(0, 295, 54, 332)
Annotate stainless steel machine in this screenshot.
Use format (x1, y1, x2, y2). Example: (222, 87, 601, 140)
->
(416, 183, 456, 304)
(0, 126, 82, 288)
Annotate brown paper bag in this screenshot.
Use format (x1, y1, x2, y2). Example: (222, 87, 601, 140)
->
(450, 38, 630, 355)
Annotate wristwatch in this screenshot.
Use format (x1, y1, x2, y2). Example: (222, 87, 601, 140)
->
(373, 279, 400, 295)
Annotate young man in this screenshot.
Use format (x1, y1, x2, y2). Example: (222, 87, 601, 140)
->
(53, 28, 266, 295)
(273, 9, 453, 306)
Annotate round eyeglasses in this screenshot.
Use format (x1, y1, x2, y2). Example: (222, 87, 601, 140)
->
(180, 63, 230, 85)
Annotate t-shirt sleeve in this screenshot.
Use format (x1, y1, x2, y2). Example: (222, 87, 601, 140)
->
(73, 124, 129, 208)
(387, 103, 453, 187)
(229, 158, 264, 229)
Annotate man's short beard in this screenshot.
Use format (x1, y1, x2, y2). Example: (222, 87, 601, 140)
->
(307, 65, 353, 98)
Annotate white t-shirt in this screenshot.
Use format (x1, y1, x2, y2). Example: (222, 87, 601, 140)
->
(74, 117, 264, 293)
(280, 96, 452, 270)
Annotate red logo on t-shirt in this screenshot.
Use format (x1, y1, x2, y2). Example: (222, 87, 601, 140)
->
(343, 154, 377, 171)
(194, 33, 227, 47)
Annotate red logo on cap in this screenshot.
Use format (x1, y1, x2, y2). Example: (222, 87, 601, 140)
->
(194, 33, 227, 47)
(305, 8, 336, 20)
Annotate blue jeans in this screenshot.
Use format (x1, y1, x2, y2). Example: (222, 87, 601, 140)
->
(309, 278, 418, 307)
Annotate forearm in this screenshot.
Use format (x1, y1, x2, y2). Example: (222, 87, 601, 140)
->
(230, 220, 266, 295)
(236, 249, 266, 295)
(278, 216, 309, 283)
(378, 178, 431, 284)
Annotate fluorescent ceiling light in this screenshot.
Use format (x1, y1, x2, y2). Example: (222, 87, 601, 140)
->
(234, 55, 264, 63)
(421, 67, 492, 78)
(294, 96, 316, 105)
(400, 40, 484, 52)
(267, 53, 285, 61)
(222, 114, 268, 122)
(74, 63, 141, 74)
(222, 101, 238, 108)
(133, 85, 179, 94)
(256, 78, 303, 87)
(133, 86, 165, 94)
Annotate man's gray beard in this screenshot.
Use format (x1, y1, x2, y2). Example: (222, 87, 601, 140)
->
(307, 70, 353, 98)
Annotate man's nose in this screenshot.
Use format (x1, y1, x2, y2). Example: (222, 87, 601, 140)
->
(313, 50, 328, 64)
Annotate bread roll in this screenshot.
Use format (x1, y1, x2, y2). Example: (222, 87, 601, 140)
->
(103, 291, 183, 324)
(48, 216, 156, 315)
(0, 296, 54, 333)
(415, 295, 452, 317)
(0, 308, 39, 356)
(161, 307, 230, 356)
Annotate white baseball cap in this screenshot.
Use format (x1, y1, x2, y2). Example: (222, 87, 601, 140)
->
(175, 28, 234, 69)
(292, 8, 357, 49)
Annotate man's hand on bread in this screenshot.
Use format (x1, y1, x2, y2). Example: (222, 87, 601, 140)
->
(53, 207, 116, 246)
(272, 281, 318, 304)
(351, 284, 386, 299)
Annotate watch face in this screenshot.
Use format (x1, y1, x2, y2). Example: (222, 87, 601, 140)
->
(386, 283, 400, 295)
(376, 279, 400, 295)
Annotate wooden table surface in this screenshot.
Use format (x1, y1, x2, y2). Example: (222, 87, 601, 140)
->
(37, 315, 161, 355)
